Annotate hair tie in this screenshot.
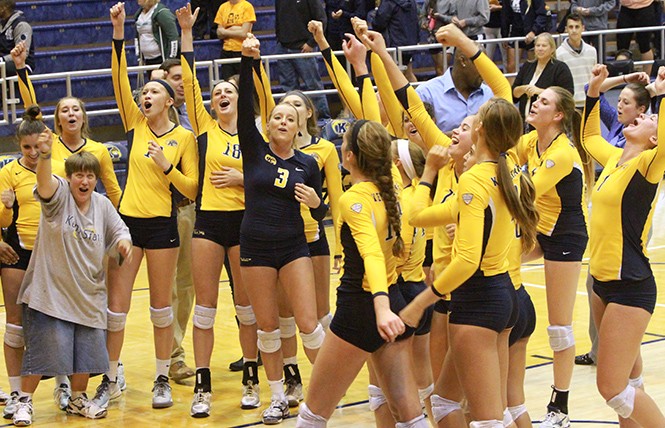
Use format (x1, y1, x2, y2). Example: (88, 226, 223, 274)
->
(148, 79, 175, 99)
(500, 152, 508, 158)
(397, 139, 417, 181)
(350, 119, 369, 155)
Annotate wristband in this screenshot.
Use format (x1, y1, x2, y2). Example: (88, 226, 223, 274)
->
(39, 151, 51, 160)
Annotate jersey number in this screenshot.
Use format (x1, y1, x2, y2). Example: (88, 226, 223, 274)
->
(274, 168, 289, 188)
(224, 143, 241, 159)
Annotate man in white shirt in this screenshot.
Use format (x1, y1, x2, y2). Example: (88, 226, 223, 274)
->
(556, 12, 597, 109)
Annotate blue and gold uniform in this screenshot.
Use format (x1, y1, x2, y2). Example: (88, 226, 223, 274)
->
(238, 56, 327, 268)
(0, 159, 38, 270)
(16, 68, 122, 208)
(581, 96, 665, 313)
(112, 39, 198, 248)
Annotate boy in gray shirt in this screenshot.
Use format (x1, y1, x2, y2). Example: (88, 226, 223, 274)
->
(13, 127, 132, 426)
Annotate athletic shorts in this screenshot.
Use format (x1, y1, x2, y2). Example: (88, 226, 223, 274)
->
(308, 224, 330, 257)
(1, 247, 32, 271)
(537, 232, 588, 262)
(398, 278, 433, 335)
(331, 284, 416, 353)
(449, 272, 519, 333)
(121, 215, 179, 249)
(434, 299, 450, 314)
(193, 210, 244, 248)
(617, 3, 659, 53)
(593, 275, 657, 314)
(423, 239, 434, 268)
(21, 306, 108, 377)
(240, 233, 310, 269)
(509, 285, 536, 346)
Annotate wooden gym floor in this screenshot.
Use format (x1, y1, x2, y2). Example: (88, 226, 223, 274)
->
(1, 188, 665, 427)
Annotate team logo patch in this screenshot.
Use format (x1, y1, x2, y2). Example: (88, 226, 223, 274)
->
(332, 120, 349, 136)
(166, 139, 178, 147)
(462, 193, 473, 205)
(310, 153, 319, 160)
(546, 159, 555, 168)
(351, 203, 362, 213)
(264, 154, 277, 165)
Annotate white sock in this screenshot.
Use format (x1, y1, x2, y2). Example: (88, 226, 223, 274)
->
(268, 378, 286, 402)
(107, 360, 119, 382)
(283, 356, 298, 366)
(9, 376, 21, 393)
(55, 375, 69, 386)
(156, 359, 170, 379)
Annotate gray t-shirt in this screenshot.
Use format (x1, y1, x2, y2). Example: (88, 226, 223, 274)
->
(17, 175, 131, 329)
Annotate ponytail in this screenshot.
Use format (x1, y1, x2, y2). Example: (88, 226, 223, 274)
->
(497, 157, 539, 253)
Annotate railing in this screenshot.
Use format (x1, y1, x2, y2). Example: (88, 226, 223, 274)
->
(2, 25, 665, 126)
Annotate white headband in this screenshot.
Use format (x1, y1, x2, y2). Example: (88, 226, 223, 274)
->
(397, 139, 417, 181)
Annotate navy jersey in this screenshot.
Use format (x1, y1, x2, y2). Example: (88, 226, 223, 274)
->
(238, 56, 327, 241)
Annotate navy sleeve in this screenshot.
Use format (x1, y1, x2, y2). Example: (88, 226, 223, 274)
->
(306, 157, 329, 221)
(238, 55, 262, 162)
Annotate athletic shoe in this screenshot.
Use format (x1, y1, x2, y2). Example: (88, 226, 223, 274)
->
(12, 397, 33, 427)
(262, 399, 289, 425)
(285, 378, 303, 408)
(0, 387, 10, 404)
(3, 392, 19, 419)
(241, 381, 260, 409)
(152, 375, 173, 409)
(53, 384, 71, 411)
(66, 394, 107, 419)
(190, 391, 212, 418)
(169, 361, 195, 381)
(117, 362, 127, 391)
(92, 375, 123, 409)
(538, 411, 571, 428)
(574, 353, 595, 366)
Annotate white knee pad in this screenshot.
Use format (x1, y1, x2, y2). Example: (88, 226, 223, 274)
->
(368, 385, 387, 412)
(547, 325, 575, 352)
(149, 306, 174, 328)
(629, 376, 644, 389)
(396, 414, 428, 428)
(430, 394, 461, 423)
(279, 317, 297, 339)
(106, 309, 127, 332)
(503, 409, 513, 427)
(607, 385, 636, 419)
(257, 329, 282, 354)
(296, 403, 328, 428)
(4, 323, 23, 348)
(235, 305, 256, 326)
(418, 383, 434, 403)
(508, 404, 528, 421)
(318, 313, 333, 331)
(300, 323, 325, 350)
(470, 420, 503, 428)
(193, 305, 217, 330)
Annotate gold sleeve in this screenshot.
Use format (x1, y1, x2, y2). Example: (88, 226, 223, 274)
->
(322, 141, 344, 258)
(182, 52, 217, 137)
(164, 132, 199, 200)
(370, 52, 406, 138)
(320, 48, 363, 120)
(16, 68, 37, 110)
(96, 143, 122, 208)
(253, 59, 275, 136)
(581, 97, 620, 168)
(473, 51, 512, 101)
(408, 182, 457, 228)
(644, 95, 665, 183)
(403, 86, 451, 150)
(111, 39, 143, 132)
(359, 74, 381, 122)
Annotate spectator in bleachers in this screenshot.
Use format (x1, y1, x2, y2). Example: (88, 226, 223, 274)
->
(325, 0, 365, 53)
(0, 0, 34, 75)
(191, 0, 224, 40)
(556, 13, 597, 109)
(134, 0, 180, 65)
(372, 0, 420, 82)
(215, 0, 256, 79)
(419, 0, 455, 76)
(275, 0, 331, 120)
(501, 0, 550, 82)
(512, 33, 574, 121)
(415, 46, 494, 133)
(616, 0, 658, 75)
(570, 0, 615, 50)
(485, 0, 507, 68)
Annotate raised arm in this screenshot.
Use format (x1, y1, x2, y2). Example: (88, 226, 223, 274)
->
(252, 59, 275, 136)
(370, 52, 407, 138)
(35, 128, 59, 200)
(238, 35, 264, 162)
(645, 67, 665, 183)
(10, 42, 37, 109)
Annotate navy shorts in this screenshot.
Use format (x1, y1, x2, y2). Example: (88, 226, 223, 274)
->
(193, 210, 244, 248)
(537, 232, 588, 262)
(1, 247, 32, 271)
(434, 299, 450, 314)
(509, 285, 536, 346)
(423, 239, 434, 268)
(308, 224, 330, 257)
(593, 275, 657, 314)
(331, 284, 416, 353)
(398, 279, 433, 336)
(22, 306, 108, 377)
(121, 215, 179, 249)
(449, 272, 519, 333)
(240, 233, 310, 269)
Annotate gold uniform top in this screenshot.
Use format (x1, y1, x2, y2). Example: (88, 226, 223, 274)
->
(398, 181, 427, 282)
(338, 181, 398, 296)
(0, 160, 39, 250)
(582, 96, 665, 282)
(182, 52, 244, 212)
(517, 131, 588, 237)
(16, 68, 122, 208)
(112, 40, 199, 218)
(431, 162, 514, 297)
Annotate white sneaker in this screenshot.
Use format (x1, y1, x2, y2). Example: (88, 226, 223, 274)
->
(0, 387, 10, 404)
(53, 384, 71, 411)
(66, 394, 107, 419)
(538, 411, 571, 428)
(262, 399, 289, 425)
(241, 381, 260, 409)
(3, 392, 19, 419)
(285, 378, 303, 408)
(92, 375, 122, 409)
(190, 391, 212, 418)
(12, 397, 33, 426)
(152, 375, 173, 409)
(117, 362, 127, 391)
